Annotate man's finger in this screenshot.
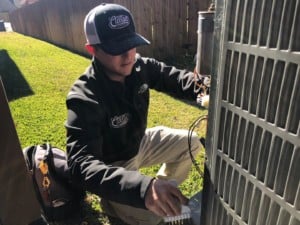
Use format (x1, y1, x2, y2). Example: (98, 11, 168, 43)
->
(167, 196, 182, 215)
(168, 185, 189, 205)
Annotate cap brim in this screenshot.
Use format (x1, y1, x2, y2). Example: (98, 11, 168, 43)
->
(99, 33, 150, 56)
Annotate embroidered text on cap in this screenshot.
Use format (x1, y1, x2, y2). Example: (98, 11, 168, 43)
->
(109, 15, 130, 29)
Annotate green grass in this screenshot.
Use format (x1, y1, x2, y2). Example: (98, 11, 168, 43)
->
(0, 32, 207, 225)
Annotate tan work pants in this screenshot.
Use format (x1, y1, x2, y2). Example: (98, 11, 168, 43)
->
(102, 126, 202, 225)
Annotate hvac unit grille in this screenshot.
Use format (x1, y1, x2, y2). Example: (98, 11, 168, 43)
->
(202, 0, 300, 224)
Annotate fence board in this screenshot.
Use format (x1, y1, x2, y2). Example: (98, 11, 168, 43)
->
(129, 0, 153, 56)
(152, 0, 166, 57)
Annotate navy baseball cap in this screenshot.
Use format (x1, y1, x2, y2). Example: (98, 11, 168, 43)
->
(84, 3, 150, 55)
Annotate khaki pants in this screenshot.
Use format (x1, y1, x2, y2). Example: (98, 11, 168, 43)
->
(101, 126, 202, 225)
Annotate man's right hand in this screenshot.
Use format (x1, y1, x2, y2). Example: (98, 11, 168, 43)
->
(144, 178, 188, 217)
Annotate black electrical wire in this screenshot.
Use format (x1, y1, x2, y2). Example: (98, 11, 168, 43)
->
(187, 114, 208, 178)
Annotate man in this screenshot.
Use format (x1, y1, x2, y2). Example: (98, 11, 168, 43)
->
(66, 3, 204, 225)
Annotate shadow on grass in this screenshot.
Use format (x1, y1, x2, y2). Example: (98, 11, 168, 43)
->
(0, 49, 33, 101)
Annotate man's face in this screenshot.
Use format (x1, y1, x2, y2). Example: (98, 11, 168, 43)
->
(94, 47, 136, 82)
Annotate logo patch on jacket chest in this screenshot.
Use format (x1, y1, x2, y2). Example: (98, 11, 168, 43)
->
(111, 113, 130, 128)
(138, 83, 149, 94)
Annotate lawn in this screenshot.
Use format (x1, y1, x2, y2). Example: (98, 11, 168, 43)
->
(0, 32, 207, 225)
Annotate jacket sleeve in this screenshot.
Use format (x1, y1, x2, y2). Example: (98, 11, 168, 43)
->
(65, 94, 153, 209)
(140, 57, 204, 100)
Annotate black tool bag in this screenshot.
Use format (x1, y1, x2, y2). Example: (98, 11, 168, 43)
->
(23, 143, 85, 222)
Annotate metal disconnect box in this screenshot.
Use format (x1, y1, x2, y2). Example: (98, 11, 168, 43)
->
(202, 0, 300, 224)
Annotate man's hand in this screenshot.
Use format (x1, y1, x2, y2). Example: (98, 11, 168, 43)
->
(144, 178, 189, 217)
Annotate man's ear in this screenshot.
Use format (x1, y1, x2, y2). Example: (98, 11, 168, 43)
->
(85, 44, 96, 55)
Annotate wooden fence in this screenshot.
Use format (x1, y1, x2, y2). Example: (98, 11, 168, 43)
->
(9, 0, 211, 59)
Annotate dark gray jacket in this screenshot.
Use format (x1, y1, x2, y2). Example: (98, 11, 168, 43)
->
(66, 54, 199, 209)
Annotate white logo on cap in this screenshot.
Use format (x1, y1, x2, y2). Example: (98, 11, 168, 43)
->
(109, 15, 130, 29)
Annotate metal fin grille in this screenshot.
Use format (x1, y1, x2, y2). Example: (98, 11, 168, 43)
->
(202, 0, 300, 224)
(228, 0, 300, 51)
